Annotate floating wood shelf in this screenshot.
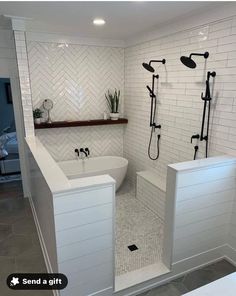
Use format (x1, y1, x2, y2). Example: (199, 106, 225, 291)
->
(34, 118, 128, 129)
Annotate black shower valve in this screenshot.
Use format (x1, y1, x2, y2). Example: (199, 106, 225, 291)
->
(191, 134, 200, 143)
(201, 135, 208, 141)
(153, 123, 161, 129)
(208, 71, 216, 79)
(201, 92, 212, 101)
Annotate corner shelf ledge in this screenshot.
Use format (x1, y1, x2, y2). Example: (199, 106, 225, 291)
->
(34, 118, 128, 129)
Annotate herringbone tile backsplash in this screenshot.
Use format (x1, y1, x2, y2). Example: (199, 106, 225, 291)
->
(36, 125, 124, 161)
(27, 41, 125, 160)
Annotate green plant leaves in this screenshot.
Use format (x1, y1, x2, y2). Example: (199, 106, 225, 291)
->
(105, 89, 120, 113)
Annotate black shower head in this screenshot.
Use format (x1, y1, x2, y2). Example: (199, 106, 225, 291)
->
(180, 56, 196, 69)
(142, 62, 155, 73)
(142, 59, 166, 73)
(180, 52, 209, 69)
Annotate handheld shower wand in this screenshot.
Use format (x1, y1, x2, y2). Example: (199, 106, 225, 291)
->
(181, 51, 216, 159)
(200, 71, 216, 158)
(142, 59, 166, 160)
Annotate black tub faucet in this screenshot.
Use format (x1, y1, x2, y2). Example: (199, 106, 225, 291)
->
(79, 147, 90, 158)
(84, 147, 90, 157)
(74, 148, 79, 157)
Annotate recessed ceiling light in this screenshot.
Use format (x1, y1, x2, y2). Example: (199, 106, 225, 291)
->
(93, 18, 106, 26)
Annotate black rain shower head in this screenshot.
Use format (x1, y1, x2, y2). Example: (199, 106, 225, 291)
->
(142, 62, 155, 73)
(180, 52, 209, 69)
(180, 56, 196, 69)
(142, 59, 166, 73)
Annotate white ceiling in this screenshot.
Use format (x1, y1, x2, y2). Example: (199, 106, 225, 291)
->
(0, 1, 224, 41)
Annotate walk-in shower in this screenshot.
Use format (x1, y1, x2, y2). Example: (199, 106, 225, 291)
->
(142, 59, 166, 160)
(180, 52, 216, 159)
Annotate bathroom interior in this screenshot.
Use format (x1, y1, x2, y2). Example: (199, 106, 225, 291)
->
(1, 1, 236, 296)
(0, 78, 20, 180)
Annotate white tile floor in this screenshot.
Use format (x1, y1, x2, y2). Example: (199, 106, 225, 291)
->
(115, 182, 164, 276)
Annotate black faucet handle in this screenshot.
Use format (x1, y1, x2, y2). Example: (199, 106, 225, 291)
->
(85, 147, 90, 155)
(191, 134, 200, 143)
(74, 148, 79, 156)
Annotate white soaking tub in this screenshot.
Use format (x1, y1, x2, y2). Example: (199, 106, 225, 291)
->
(58, 156, 128, 191)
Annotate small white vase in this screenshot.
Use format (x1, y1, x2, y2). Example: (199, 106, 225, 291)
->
(110, 113, 120, 120)
(34, 118, 41, 124)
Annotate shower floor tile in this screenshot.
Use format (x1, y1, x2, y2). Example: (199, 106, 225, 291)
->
(115, 183, 164, 276)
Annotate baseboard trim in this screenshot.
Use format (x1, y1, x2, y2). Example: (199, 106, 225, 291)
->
(223, 244, 236, 266)
(89, 287, 113, 296)
(29, 197, 59, 296)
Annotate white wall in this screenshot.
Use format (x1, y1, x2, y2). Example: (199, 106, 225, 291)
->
(27, 143, 58, 272)
(26, 39, 125, 161)
(170, 158, 235, 263)
(136, 171, 166, 221)
(36, 125, 124, 161)
(54, 184, 114, 296)
(14, 30, 34, 137)
(228, 189, 236, 262)
(26, 136, 116, 296)
(0, 29, 15, 77)
(124, 15, 236, 184)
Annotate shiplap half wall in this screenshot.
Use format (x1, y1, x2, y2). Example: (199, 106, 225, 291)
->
(228, 189, 236, 261)
(168, 158, 236, 264)
(27, 40, 124, 160)
(124, 15, 236, 184)
(54, 185, 114, 296)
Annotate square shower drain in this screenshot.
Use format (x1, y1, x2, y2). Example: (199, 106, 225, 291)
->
(128, 244, 138, 251)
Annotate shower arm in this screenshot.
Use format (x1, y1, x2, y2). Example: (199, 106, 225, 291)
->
(149, 59, 166, 66)
(190, 52, 209, 59)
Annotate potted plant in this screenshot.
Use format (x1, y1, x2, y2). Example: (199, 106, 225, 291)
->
(33, 108, 43, 124)
(105, 89, 120, 120)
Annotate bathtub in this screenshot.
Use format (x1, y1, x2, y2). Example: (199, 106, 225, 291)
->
(57, 156, 128, 191)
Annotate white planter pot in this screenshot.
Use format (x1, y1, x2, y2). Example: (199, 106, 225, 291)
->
(110, 113, 120, 120)
(34, 118, 41, 124)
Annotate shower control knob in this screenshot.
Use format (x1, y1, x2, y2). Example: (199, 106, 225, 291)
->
(74, 149, 79, 157)
(85, 147, 90, 156)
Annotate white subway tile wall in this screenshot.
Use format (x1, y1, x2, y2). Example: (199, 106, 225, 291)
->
(26, 41, 125, 160)
(124, 16, 236, 183)
(136, 174, 165, 221)
(14, 31, 34, 137)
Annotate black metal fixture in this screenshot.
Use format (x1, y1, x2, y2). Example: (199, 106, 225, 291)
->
(200, 71, 216, 158)
(180, 52, 209, 69)
(191, 134, 200, 160)
(142, 59, 166, 160)
(80, 147, 90, 157)
(189, 71, 216, 159)
(142, 59, 166, 73)
(75, 147, 90, 158)
(74, 148, 79, 157)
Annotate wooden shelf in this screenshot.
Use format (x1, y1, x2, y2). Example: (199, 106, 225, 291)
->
(34, 118, 128, 129)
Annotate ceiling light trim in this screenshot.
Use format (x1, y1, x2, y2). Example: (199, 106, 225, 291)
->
(93, 18, 106, 26)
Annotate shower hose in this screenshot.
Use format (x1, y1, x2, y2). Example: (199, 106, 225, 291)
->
(148, 127, 161, 160)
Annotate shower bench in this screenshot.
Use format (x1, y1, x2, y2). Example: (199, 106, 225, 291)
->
(136, 170, 166, 221)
